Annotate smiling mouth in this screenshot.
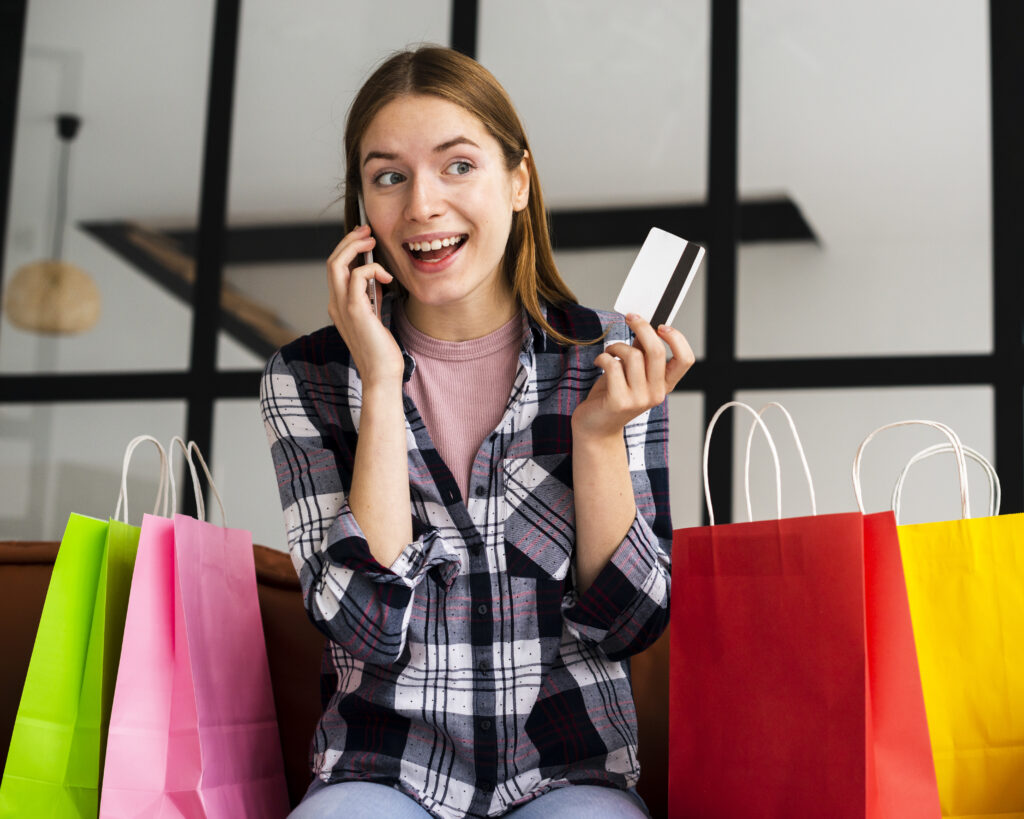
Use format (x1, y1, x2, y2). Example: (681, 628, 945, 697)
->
(404, 234, 467, 263)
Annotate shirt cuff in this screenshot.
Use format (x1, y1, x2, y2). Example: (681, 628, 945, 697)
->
(325, 502, 462, 590)
(387, 527, 462, 589)
(562, 511, 670, 643)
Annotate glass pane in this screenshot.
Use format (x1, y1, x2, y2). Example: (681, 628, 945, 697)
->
(216, 260, 324, 370)
(211, 398, 287, 552)
(2, 3, 212, 373)
(217, 0, 452, 370)
(668, 392, 705, 530)
(479, 0, 709, 208)
(0, 401, 187, 541)
(228, 0, 451, 224)
(737, 1, 991, 358)
(732, 387, 994, 525)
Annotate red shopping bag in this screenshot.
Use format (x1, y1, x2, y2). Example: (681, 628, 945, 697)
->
(667, 403, 939, 818)
(101, 439, 289, 818)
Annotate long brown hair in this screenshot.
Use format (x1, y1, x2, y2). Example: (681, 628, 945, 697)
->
(343, 46, 594, 346)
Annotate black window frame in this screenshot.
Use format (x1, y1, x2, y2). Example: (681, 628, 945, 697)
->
(1, 0, 1020, 521)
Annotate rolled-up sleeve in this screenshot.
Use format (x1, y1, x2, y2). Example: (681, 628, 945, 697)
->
(562, 397, 672, 660)
(260, 349, 460, 666)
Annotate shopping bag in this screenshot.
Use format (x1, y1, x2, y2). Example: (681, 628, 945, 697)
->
(100, 439, 289, 818)
(667, 403, 940, 818)
(0, 436, 168, 818)
(884, 427, 1024, 816)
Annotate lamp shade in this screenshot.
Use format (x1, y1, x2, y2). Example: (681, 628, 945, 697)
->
(4, 259, 101, 334)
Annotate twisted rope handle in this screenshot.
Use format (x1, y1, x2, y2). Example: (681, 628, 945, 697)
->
(852, 420, 969, 516)
(892, 442, 999, 524)
(704, 401, 782, 526)
(113, 435, 169, 524)
(169, 436, 226, 525)
(743, 402, 817, 521)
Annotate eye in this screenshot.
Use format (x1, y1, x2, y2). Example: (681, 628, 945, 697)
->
(446, 160, 474, 176)
(374, 170, 405, 187)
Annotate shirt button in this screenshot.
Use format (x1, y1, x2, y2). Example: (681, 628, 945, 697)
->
(477, 603, 488, 615)
(480, 719, 492, 731)
(478, 659, 490, 672)
(474, 485, 486, 497)
(479, 780, 494, 793)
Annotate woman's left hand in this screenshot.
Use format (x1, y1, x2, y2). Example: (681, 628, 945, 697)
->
(571, 314, 695, 441)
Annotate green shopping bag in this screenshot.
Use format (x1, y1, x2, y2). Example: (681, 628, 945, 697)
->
(0, 436, 167, 817)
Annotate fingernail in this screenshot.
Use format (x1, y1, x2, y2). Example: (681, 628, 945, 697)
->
(626, 312, 639, 322)
(657, 324, 670, 334)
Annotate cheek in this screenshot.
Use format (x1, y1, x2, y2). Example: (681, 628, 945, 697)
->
(471, 189, 516, 236)
(376, 242, 403, 275)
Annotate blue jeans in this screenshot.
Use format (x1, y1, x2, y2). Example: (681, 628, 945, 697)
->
(288, 779, 651, 818)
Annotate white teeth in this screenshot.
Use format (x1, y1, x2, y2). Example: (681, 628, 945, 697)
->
(405, 235, 463, 252)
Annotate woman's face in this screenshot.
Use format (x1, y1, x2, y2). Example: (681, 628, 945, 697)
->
(360, 94, 529, 319)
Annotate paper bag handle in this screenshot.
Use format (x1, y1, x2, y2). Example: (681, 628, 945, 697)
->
(114, 435, 169, 524)
(743, 402, 817, 521)
(169, 436, 226, 525)
(852, 420, 969, 516)
(168, 436, 202, 519)
(892, 443, 999, 524)
(704, 401, 781, 526)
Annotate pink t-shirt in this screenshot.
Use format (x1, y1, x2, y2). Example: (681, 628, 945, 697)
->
(394, 303, 523, 502)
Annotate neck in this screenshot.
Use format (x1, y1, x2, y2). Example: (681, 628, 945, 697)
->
(402, 280, 519, 341)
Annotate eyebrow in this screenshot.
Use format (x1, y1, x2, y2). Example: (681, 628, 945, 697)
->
(362, 136, 481, 167)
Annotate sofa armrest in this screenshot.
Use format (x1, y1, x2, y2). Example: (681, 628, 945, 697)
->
(632, 628, 670, 819)
(0, 541, 670, 815)
(252, 544, 324, 807)
(0, 540, 323, 809)
(0, 541, 61, 776)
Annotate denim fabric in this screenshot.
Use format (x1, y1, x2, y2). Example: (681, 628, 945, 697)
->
(289, 779, 650, 819)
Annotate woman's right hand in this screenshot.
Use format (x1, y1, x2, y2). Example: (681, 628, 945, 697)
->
(326, 225, 404, 386)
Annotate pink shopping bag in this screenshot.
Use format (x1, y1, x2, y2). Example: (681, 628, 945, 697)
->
(100, 440, 288, 818)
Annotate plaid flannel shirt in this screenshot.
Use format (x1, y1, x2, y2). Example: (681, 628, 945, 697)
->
(260, 295, 672, 819)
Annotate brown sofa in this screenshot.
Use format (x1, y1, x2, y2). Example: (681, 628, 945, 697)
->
(0, 541, 670, 817)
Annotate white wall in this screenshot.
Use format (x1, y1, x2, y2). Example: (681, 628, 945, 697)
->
(1, 0, 999, 549)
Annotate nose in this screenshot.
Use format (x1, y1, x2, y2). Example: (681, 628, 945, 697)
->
(404, 174, 445, 223)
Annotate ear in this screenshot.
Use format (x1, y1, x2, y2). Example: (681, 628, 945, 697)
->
(511, 151, 530, 212)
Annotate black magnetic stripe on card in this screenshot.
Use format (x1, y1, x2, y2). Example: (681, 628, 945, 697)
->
(650, 241, 701, 327)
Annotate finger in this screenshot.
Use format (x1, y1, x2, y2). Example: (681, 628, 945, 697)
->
(594, 351, 627, 391)
(327, 255, 351, 305)
(327, 225, 375, 269)
(621, 346, 649, 395)
(347, 263, 392, 310)
(603, 342, 645, 362)
(625, 313, 667, 388)
(327, 224, 370, 264)
(596, 348, 635, 403)
(327, 232, 379, 301)
(659, 325, 696, 388)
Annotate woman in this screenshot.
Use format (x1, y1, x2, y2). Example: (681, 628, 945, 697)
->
(261, 45, 693, 819)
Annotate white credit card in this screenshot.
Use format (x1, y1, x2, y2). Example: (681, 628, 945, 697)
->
(613, 227, 705, 328)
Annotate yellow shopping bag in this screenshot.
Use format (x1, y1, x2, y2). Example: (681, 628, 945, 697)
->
(886, 430, 1024, 817)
